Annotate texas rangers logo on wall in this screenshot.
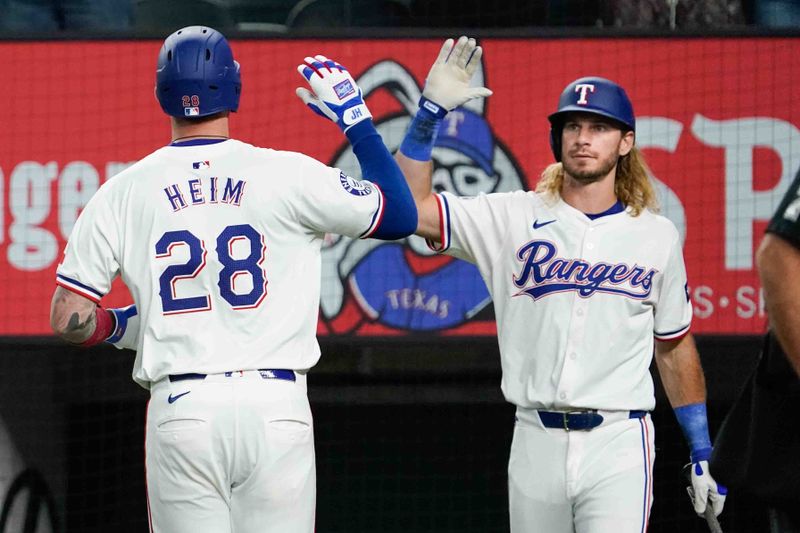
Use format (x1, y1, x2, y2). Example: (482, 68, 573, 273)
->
(319, 57, 526, 334)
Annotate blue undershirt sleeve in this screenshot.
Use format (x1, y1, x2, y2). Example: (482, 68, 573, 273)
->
(345, 120, 417, 240)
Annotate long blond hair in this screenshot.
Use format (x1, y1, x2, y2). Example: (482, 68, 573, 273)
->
(535, 147, 658, 216)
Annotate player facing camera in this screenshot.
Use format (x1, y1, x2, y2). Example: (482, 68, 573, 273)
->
(395, 39, 725, 532)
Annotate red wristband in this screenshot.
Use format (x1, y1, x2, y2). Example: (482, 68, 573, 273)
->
(79, 307, 114, 347)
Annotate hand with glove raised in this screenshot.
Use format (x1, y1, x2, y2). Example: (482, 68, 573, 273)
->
(295, 55, 372, 132)
(419, 35, 493, 116)
(399, 36, 492, 162)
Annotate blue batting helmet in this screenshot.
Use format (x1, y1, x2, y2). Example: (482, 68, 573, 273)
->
(547, 76, 635, 162)
(156, 26, 241, 118)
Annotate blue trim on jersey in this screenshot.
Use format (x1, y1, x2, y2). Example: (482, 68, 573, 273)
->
(585, 200, 625, 220)
(654, 323, 690, 338)
(345, 120, 417, 240)
(169, 138, 229, 147)
(425, 193, 452, 252)
(359, 185, 385, 238)
(442, 193, 452, 249)
(368, 193, 382, 230)
(56, 273, 104, 299)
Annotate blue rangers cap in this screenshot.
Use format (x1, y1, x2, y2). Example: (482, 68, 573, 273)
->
(547, 76, 635, 162)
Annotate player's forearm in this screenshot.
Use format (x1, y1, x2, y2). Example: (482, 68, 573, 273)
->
(394, 152, 441, 240)
(394, 151, 433, 203)
(50, 286, 100, 344)
(656, 333, 715, 463)
(395, 101, 447, 241)
(655, 333, 707, 408)
(757, 233, 800, 376)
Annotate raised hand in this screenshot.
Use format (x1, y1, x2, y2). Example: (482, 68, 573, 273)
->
(296, 55, 372, 132)
(421, 36, 493, 114)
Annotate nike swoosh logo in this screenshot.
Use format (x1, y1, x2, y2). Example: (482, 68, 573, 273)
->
(168, 391, 191, 404)
(533, 219, 557, 229)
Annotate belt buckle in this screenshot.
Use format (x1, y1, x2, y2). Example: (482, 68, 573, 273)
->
(562, 410, 579, 431)
(563, 410, 592, 431)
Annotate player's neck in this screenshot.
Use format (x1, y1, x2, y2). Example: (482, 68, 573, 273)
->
(171, 115, 230, 143)
(560, 172, 618, 215)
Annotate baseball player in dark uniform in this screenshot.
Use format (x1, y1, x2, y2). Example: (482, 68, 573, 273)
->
(712, 167, 800, 533)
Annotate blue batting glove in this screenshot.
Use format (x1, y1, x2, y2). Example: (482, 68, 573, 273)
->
(295, 55, 372, 132)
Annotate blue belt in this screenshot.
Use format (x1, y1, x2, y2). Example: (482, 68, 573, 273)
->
(538, 410, 647, 431)
(168, 369, 296, 383)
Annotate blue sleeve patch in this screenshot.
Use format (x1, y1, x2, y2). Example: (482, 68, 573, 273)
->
(339, 172, 373, 196)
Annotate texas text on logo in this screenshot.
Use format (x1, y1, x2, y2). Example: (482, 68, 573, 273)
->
(513, 240, 658, 300)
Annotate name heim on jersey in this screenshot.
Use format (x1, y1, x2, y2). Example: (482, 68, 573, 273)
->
(163, 176, 247, 212)
(512, 240, 657, 300)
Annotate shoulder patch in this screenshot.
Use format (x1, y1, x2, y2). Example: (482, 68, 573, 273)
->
(339, 172, 373, 196)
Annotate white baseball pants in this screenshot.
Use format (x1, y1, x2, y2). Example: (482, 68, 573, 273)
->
(145, 371, 315, 533)
(509, 408, 655, 533)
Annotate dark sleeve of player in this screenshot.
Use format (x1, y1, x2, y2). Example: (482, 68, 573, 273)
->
(345, 120, 418, 240)
(766, 168, 800, 248)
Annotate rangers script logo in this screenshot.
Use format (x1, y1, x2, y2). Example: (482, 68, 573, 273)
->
(513, 240, 657, 300)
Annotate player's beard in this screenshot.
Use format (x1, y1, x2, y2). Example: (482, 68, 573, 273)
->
(563, 152, 619, 184)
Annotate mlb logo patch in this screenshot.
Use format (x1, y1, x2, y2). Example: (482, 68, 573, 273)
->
(184, 107, 200, 116)
(192, 161, 210, 170)
(333, 79, 355, 100)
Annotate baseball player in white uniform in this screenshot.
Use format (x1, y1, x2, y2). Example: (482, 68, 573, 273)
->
(395, 37, 727, 532)
(49, 26, 417, 533)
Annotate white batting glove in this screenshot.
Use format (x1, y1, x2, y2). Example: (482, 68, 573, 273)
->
(421, 36, 493, 113)
(295, 55, 372, 132)
(687, 460, 727, 517)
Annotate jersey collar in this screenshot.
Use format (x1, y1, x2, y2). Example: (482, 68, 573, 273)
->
(169, 138, 229, 147)
(584, 200, 625, 220)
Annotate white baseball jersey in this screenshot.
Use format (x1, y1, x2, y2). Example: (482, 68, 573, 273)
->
(428, 190, 691, 411)
(57, 139, 385, 388)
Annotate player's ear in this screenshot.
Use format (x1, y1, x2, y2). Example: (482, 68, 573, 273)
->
(618, 130, 634, 157)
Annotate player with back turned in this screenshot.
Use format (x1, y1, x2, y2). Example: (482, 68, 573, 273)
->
(395, 37, 727, 532)
(49, 26, 416, 533)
